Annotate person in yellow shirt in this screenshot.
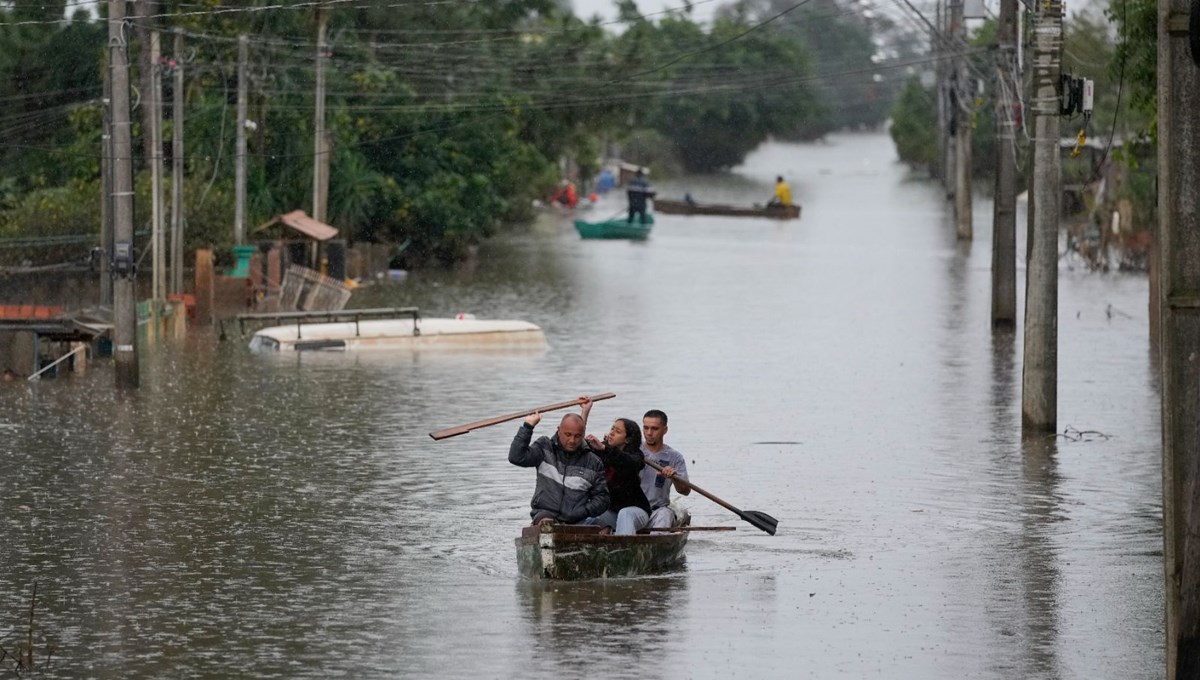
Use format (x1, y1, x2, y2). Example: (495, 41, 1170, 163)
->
(769, 175, 792, 207)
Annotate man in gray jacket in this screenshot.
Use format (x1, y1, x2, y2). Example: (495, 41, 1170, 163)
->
(509, 407, 609, 525)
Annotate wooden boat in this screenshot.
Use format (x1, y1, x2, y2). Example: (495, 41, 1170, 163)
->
(515, 524, 687, 580)
(573, 215, 654, 240)
(246, 308, 546, 352)
(654, 198, 801, 220)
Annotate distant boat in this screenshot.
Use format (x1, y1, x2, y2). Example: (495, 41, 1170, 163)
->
(654, 199, 801, 220)
(515, 524, 688, 580)
(573, 214, 654, 240)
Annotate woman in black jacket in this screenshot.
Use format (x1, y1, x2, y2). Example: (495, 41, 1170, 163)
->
(584, 418, 653, 535)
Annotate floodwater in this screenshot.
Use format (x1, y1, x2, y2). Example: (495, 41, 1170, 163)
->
(0, 132, 1162, 678)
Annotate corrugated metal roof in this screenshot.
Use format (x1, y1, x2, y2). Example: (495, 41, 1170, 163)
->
(277, 210, 339, 241)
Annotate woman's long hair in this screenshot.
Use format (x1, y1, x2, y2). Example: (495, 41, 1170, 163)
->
(617, 418, 642, 455)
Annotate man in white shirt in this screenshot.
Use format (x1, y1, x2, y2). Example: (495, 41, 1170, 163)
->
(639, 409, 691, 529)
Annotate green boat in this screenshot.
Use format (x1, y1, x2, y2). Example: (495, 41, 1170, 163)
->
(515, 524, 687, 580)
(573, 214, 654, 240)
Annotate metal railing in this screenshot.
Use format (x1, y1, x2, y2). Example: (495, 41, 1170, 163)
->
(235, 307, 422, 339)
(27, 344, 86, 381)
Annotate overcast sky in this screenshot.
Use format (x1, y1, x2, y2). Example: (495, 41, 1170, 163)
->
(571, 0, 726, 26)
(570, 0, 1110, 28)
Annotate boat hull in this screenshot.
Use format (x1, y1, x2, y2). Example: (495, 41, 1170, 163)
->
(573, 216, 654, 240)
(654, 199, 801, 220)
(249, 318, 547, 352)
(515, 524, 687, 580)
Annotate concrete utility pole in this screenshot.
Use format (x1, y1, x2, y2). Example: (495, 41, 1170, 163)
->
(109, 0, 138, 388)
(312, 5, 330, 223)
(935, 0, 948, 187)
(235, 34, 247, 245)
(1021, 0, 1062, 431)
(1158, 0, 1200, 672)
(100, 56, 113, 307)
(150, 31, 164, 301)
(990, 0, 1018, 328)
(950, 0, 972, 240)
(171, 30, 184, 295)
(936, 1, 955, 194)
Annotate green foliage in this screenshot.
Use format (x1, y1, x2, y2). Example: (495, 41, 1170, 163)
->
(0, 0, 901, 264)
(1063, 9, 1150, 140)
(0, 182, 102, 240)
(1117, 148, 1156, 227)
(0, 6, 105, 191)
(722, 0, 917, 133)
(618, 16, 827, 172)
(1107, 0, 1156, 131)
(889, 77, 938, 173)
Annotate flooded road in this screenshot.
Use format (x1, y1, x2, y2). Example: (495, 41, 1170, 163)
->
(0, 132, 1162, 678)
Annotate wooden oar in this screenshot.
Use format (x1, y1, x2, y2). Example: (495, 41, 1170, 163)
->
(641, 526, 736, 533)
(429, 392, 616, 441)
(644, 459, 778, 535)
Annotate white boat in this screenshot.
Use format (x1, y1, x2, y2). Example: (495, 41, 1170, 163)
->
(247, 315, 546, 352)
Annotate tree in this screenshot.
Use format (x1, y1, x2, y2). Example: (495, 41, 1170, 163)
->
(723, 0, 906, 133)
(618, 16, 827, 172)
(889, 76, 938, 173)
(1107, 0, 1155, 132)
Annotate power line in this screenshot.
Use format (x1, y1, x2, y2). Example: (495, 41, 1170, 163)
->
(1093, 0, 1128, 175)
(0, 47, 979, 162)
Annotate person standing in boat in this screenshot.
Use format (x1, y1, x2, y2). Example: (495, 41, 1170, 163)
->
(582, 418, 653, 535)
(768, 175, 792, 207)
(509, 398, 609, 526)
(640, 410, 691, 529)
(626, 168, 655, 224)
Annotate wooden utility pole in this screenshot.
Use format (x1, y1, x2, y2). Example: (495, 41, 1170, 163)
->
(100, 56, 113, 306)
(990, 0, 1018, 327)
(150, 31, 165, 301)
(234, 34, 247, 245)
(950, 0, 972, 239)
(109, 0, 139, 388)
(1158, 0, 1200, 672)
(170, 30, 184, 294)
(312, 6, 330, 223)
(1021, 0, 1062, 431)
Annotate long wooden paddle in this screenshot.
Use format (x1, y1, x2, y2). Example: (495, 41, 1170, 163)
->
(644, 459, 778, 535)
(429, 392, 616, 441)
(641, 526, 736, 533)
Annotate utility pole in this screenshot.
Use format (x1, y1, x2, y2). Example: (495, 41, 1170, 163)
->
(935, 0, 948, 187)
(1158, 0, 1200, 671)
(950, 0, 972, 239)
(170, 30, 184, 295)
(312, 5, 329, 223)
(234, 34, 247, 245)
(940, 1, 956, 196)
(990, 0, 1017, 327)
(100, 55, 113, 306)
(1021, 0, 1062, 432)
(150, 31, 164, 301)
(109, 0, 138, 388)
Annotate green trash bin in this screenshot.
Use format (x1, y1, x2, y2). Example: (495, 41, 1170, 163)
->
(226, 245, 257, 278)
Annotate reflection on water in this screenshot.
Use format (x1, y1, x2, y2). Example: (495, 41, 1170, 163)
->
(0, 133, 1163, 678)
(519, 575, 688, 673)
(1016, 436, 1063, 680)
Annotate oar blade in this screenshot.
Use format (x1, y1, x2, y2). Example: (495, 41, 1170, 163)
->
(737, 509, 778, 535)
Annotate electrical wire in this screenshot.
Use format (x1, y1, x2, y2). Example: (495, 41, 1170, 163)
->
(1093, 0, 1127, 176)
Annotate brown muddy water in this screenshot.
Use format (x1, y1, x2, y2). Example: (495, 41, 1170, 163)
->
(0, 132, 1161, 678)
